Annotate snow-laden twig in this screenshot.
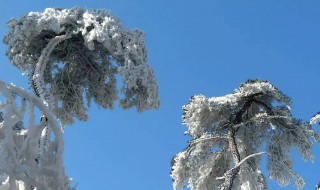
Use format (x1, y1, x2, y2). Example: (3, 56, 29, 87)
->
(310, 113, 320, 125)
(216, 152, 268, 180)
(189, 135, 228, 146)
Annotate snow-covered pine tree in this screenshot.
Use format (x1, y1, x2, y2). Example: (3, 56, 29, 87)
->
(0, 7, 159, 189)
(171, 79, 320, 190)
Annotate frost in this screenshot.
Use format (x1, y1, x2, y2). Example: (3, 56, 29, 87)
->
(310, 113, 320, 125)
(171, 79, 319, 190)
(0, 81, 72, 190)
(4, 7, 159, 126)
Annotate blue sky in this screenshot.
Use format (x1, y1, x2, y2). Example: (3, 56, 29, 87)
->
(0, 1, 320, 190)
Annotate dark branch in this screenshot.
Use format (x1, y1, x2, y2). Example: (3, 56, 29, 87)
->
(222, 92, 264, 190)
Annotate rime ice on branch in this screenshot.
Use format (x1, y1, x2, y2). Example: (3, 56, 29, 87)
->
(4, 7, 159, 125)
(0, 81, 72, 190)
(171, 79, 320, 190)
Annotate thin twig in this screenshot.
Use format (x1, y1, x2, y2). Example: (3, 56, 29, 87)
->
(216, 152, 268, 180)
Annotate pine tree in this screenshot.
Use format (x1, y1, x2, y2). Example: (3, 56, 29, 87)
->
(0, 7, 159, 189)
(171, 79, 319, 190)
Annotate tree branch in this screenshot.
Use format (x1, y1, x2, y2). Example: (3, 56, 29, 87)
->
(32, 32, 72, 108)
(252, 99, 296, 130)
(189, 135, 227, 146)
(217, 151, 267, 180)
(217, 152, 268, 190)
(220, 92, 264, 190)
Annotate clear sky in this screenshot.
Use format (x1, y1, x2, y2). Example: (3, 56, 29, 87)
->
(0, 1, 320, 190)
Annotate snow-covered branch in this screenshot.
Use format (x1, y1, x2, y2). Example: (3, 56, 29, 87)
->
(310, 113, 320, 125)
(0, 80, 71, 190)
(216, 152, 268, 180)
(33, 32, 71, 108)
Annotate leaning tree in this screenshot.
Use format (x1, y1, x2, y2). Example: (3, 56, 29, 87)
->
(171, 79, 320, 190)
(0, 7, 159, 189)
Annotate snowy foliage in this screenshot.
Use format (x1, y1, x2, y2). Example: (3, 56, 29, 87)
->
(171, 79, 320, 190)
(310, 113, 320, 125)
(3, 7, 159, 125)
(0, 80, 73, 190)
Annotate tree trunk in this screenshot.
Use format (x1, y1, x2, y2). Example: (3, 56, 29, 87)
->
(220, 128, 241, 190)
